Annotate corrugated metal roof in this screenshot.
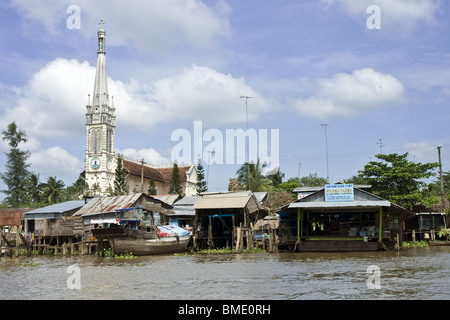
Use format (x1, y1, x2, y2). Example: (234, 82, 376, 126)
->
(174, 196, 200, 206)
(73, 194, 143, 216)
(26, 200, 85, 215)
(153, 194, 180, 205)
(193, 196, 251, 209)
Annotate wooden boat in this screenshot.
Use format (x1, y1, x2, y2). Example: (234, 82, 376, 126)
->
(92, 225, 191, 256)
(110, 234, 191, 256)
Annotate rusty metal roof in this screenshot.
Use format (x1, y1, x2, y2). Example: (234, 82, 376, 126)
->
(73, 194, 143, 216)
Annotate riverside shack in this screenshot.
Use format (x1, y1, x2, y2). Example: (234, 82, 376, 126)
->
(73, 193, 173, 235)
(192, 191, 266, 250)
(279, 184, 414, 251)
(24, 200, 85, 238)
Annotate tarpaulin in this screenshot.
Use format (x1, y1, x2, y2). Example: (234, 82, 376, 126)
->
(157, 225, 191, 237)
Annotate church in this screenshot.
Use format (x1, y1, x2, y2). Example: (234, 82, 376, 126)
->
(84, 22, 197, 197)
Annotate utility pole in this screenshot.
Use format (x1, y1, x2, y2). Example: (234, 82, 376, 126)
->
(240, 96, 253, 190)
(140, 158, 146, 193)
(437, 145, 447, 213)
(321, 124, 329, 181)
(377, 139, 385, 154)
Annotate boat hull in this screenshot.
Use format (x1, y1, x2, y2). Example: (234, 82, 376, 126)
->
(110, 235, 191, 256)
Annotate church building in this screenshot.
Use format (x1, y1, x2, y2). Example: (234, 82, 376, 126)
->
(84, 22, 197, 197)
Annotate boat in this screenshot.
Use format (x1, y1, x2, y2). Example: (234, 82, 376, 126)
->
(92, 225, 191, 256)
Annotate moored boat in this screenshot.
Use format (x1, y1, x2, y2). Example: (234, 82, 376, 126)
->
(92, 224, 191, 256)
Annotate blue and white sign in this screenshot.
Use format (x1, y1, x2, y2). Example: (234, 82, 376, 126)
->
(325, 184, 354, 202)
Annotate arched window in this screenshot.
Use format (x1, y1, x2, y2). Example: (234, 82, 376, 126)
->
(106, 129, 113, 153)
(90, 129, 96, 153)
(96, 129, 101, 153)
(90, 129, 102, 153)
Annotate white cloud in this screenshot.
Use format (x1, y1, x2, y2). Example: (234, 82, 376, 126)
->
(293, 68, 405, 118)
(0, 58, 92, 138)
(0, 58, 270, 183)
(29, 146, 84, 183)
(150, 65, 271, 126)
(321, 0, 441, 32)
(9, 0, 232, 51)
(118, 147, 172, 167)
(0, 59, 270, 140)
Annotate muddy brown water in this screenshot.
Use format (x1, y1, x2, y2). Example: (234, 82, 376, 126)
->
(1, 246, 449, 300)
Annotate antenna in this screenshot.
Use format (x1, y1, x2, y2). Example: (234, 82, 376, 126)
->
(377, 139, 385, 154)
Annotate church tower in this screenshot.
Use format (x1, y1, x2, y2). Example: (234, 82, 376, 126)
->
(85, 21, 116, 195)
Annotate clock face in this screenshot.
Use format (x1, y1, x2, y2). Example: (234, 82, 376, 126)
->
(91, 157, 101, 169)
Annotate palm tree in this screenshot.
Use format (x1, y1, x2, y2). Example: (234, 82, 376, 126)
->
(42, 176, 65, 204)
(26, 173, 44, 203)
(266, 168, 285, 188)
(236, 160, 271, 192)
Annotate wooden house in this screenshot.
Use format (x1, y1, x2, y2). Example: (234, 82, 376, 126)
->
(72, 193, 173, 237)
(24, 201, 85, 238)
(0, 208, 32, 256)
(192, 191, 267, 250)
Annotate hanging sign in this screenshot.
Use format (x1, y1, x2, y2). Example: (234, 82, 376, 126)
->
(325, 184, 354, 202)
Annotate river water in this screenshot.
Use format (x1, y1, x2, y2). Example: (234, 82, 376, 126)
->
(1, 246, 449, 300)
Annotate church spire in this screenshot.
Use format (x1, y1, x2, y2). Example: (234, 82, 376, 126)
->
(92, 20, 109, 109)
(85, 21, 116, 196)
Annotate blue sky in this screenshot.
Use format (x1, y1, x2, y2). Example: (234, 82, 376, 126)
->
(0, 0, 449, 197)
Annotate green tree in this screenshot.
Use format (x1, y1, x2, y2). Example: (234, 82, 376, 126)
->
(236, 160, 271, 192)
(299, 173, 329, 187)
(42, 176, 65, 204)
(359, 153, 439, 210)
(63, 176, 88, 200)
(267, 190, 296, 210)
(344, 173, 369, 185)
(114, 154, 129, 195)
(25, 173, 44, 204)
(169, 162, 184, 197)
(196, 159, 207, 195)
(266, 168, 285, 188)
(147, 179, 157, 195)
(0, 122, 31, 207)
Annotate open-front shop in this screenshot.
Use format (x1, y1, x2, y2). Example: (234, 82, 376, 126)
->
(278, 184, 414, 252)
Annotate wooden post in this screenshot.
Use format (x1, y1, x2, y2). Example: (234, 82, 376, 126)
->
(235, 226, 241, 253)
(208, 216, 213, 249)
(412, 229, 416, 242)
(249, 222, 254, 249)
(232, 215, 235, 249)
(0, 227, 3, 257)
(378, 208, 383, 243)
(15, 226, 20, 257)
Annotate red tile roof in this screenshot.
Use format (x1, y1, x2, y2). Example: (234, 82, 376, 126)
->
(123, 159, 191, 183)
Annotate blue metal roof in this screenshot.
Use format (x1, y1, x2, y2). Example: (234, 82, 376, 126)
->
(26, 200, 85, 215)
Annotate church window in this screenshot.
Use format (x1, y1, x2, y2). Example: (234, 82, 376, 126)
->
(90, 129, 102, 153)
(106, 129, 113, 153)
